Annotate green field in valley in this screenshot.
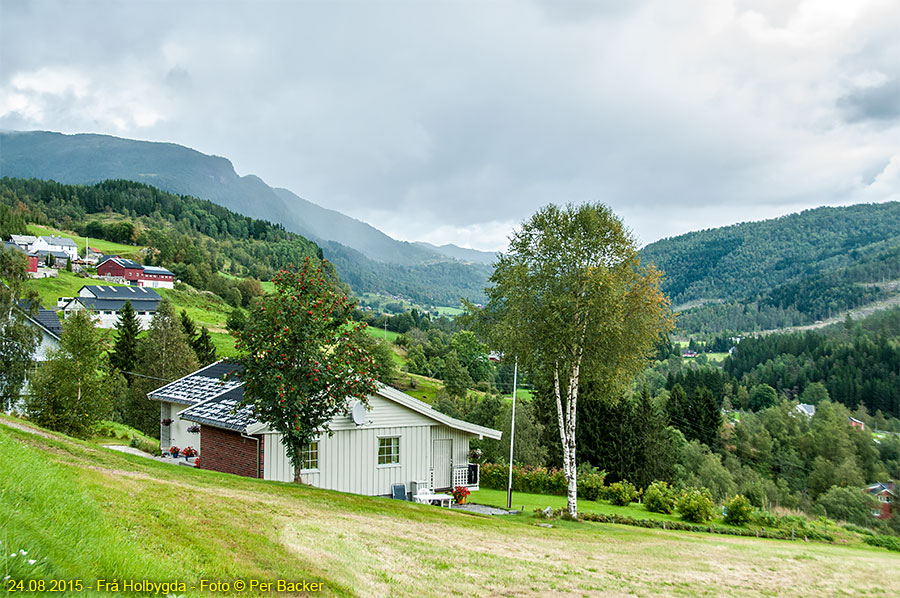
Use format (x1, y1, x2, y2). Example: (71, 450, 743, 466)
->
(26, 224, 142, 257)
(2, 416, 898, 598)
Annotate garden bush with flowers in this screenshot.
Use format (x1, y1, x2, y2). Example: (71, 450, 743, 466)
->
(181, 446, 198, 458)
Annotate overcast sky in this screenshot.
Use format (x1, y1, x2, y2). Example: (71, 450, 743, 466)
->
(2, 0, 898, 250)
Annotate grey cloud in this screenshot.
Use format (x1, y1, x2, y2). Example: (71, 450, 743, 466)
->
(1, 1, 898, 251)
(838, 78, 900, 123)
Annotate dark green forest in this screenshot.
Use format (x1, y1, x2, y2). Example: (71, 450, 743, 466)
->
(641, 203, 900, 333)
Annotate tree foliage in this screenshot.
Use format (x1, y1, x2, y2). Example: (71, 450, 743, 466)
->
(234, 258, 379, 480)
(26, 310, 120, 438)
(476, 202, 673, 516)
(0, 247, 40, 410)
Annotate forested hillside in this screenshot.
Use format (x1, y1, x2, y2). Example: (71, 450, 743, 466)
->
(0, 178, 489, 305)
(640, 203, 900, 333)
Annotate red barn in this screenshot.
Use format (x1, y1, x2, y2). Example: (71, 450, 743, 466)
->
(97, 257, 144, 282)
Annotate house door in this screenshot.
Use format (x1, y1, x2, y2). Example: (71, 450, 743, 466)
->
(432, 439, 453, 489)
(160, 404, 171, 448)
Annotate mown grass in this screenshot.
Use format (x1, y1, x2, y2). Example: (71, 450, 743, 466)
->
(88, 420, 159, 450)
(2, 417, 899, 597)
(472, 488, 685, 524)
(26, 224, 140, 257)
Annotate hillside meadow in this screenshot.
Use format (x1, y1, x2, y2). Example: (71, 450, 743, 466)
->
(2, 416, 898, 598)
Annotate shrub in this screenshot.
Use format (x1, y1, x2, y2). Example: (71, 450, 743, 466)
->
(863, 535, 900, 552)
(817, 485, 878, 527)
(480, 463, 568, 496)
(752, 508, 780, 528)
(608, 480, 641, 506)
(644, 481, 676, 514)
(677, 487, 715, 523)
(578, 472, 607, 502)
(723, 495, 753, 526)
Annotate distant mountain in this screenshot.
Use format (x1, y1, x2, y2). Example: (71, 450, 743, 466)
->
(414, 242, 498, 265)
(0, 130, 489, 304)
(639, 202, 900, 333)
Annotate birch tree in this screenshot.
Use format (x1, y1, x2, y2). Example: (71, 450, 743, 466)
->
(479, 203, 672, 516)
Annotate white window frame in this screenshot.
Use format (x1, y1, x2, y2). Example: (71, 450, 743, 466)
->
(300, 440, 319, 472)
(377, 435, 400, 467)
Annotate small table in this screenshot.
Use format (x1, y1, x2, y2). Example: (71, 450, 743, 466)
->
(414, 492, 454, 507)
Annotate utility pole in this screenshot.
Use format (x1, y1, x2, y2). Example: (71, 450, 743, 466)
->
(506, 358, 518, 510)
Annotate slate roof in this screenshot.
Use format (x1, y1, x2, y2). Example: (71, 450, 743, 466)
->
(79, 285, 161, 300)
(3, 241, 24, 252)
(34, 250, 70, 259)
(15, 301, 62, 339)
(98, 257, 143, 269)
(9, 234, 36, 246)
(148, 360, 243, 407)
(70, 297, 161, 312)
(180, 387, 258, 432)
(141, 265, 174, 275)
(39, 235, 78, 247)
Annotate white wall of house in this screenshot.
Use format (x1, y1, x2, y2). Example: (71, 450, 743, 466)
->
(260, 393, 476, 495)
(160, 401, 200, 452)
(30, 237, 78, 261)
(137, 278, 174, 289)
(63, 302, 154, 329)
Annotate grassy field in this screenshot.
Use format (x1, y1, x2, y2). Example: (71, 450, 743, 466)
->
(26, 224, 141, 257)
(390, 373, 444, 404)
(2, 416, 898, 598)
(23, 272, 239, 357)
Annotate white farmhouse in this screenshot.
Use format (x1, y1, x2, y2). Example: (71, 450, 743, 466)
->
(62, 285, 160, 329)
(149, 361, 501, 496)
(30, 235, 79, 261)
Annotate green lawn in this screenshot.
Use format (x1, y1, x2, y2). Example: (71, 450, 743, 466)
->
(26, 224, 141, 257)
(2, 416, 898, 598)
(363, 324, 401, 343)
(390, 373, 444, 404)
(471, 488, 686, 524)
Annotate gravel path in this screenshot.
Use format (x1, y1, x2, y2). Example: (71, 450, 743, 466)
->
(450, 503, 515, 515)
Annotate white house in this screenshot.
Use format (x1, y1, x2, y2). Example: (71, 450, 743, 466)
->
(148, 361, 501, 496)
(30, 235, 79, 261)
(62, 285, 160, 329)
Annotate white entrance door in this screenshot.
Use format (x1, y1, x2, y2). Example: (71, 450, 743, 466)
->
(432, 439, 453, 489)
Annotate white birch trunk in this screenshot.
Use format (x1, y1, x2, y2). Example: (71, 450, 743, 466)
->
(554, 360, 581, 518)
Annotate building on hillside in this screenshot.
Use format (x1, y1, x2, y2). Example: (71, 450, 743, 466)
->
(62, 285, 161, 329)
(795, 403, 816, 418)
(96, 257, 175, 289)
(148, 361, 501, 496)
(34, 250, 69, 269)
(138, 265, 175, 288)
(3, 241, 39, 273)
(96, 257, 144, 283)
(84, 247, 104, 264)
(865, 481, 896, 520)
(849, 417, 865, 430)
(16, 301, 62, 362)
(8, 234, 37, 249)
(30, 235, 79, 261)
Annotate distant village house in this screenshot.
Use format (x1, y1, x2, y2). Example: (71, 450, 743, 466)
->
(62, 285, 161, 329)
(97, 257, 175, 289)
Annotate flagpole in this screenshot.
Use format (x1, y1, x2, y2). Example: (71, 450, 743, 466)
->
(506, 358, 518, 510)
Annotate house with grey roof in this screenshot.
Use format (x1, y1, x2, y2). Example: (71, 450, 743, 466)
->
(62, 285, 161, 329)
(31, 235, 79, 261)
(148, 361, 501, 497)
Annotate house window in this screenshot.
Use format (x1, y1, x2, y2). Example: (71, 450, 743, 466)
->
(378, 436, 400, 465)
(301, 441, 319, 471)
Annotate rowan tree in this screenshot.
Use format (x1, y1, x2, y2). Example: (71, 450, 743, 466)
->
(475, 203, 673, 516)
(234, 258, 379, 482)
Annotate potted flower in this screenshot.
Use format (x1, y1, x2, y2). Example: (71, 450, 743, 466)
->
(169, 445, 180, 457)
(181, 446, 198, 460)
(161, 418, 173, 426)
(186, 424, 200, 434)
(451, 485, 471, 505)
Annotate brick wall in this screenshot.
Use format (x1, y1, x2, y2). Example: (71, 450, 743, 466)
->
(196, 425, 262, 479)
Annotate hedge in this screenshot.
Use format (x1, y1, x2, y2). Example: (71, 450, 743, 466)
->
(480, 463, 606, 498)
(863, 534, 900, 552)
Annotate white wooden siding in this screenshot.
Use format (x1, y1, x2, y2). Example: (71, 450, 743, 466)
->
(328, 393, 434, 431)
(263, 425, 434, 495)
